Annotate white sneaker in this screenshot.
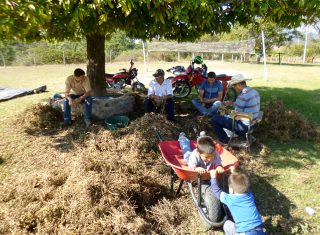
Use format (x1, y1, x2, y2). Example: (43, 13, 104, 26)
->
(85, 119, 91, 127)
(179, 132, 186, 139)
(199, 131, 206, 137)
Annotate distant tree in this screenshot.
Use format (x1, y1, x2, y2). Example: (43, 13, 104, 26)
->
(0, 41, 15, 66)
(307, 39, 320, 63)
(1, 0, 320, 95)
(219, 21, 302, 62)
(281, 43, 304, 57)
(105, 30, 137, 60)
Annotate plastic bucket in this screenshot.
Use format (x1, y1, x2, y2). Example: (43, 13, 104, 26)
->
(105, 115, 129, 131)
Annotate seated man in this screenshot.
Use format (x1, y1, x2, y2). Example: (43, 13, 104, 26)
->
(64, 68, 92, 126)
(211, 74, 260, 145)
(144, 69, 174, 121)
(192, 71, 223, 116)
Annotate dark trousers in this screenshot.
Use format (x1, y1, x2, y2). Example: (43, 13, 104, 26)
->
(211, 115, 249, 144)
(144, 98, 174, 121)
(63, 94, 92, 125)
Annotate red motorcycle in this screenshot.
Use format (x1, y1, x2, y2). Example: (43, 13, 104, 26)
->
(168, 64, 232, 99)
(105, 59, 146, 92)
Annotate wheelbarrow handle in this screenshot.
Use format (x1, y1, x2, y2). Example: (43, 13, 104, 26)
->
(153, 126, 163, 142)
(192, 124, 199, 138)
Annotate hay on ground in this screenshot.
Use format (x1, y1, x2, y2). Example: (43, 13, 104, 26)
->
(256, 100, 320, 142)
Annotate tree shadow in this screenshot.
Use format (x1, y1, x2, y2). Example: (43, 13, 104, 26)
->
(266, 62, 320, 67)
(250, 173, 302, 234)
(260, 140, 320, 170)
(256, 87, 320, 123)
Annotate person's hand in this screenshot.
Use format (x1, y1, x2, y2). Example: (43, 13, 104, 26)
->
(67, 97, 73, 106)
(74, 98, 82, 104)
(224, 101, 233, 106)
(215, 166, 224, 174)
(210, 169, 216, 178)
(195, 167, 206, 174)
(205, 98, 213, 104)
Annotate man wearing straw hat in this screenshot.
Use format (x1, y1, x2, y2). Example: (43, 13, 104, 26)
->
(211, 74, 260, 145)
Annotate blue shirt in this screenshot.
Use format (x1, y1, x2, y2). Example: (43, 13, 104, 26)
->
(234, 86, 260, 120)
(220, 192, 263, 233)
(210, 178, 263, 233)
(200, 80, 223, 100)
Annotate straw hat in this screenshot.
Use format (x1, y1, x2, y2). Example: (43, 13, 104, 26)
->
(228, 74, 252, 87)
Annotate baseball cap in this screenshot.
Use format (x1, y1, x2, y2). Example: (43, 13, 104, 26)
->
(153, 69, 165, 77)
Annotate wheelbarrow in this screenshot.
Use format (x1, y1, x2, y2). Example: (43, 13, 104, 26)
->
(154, 127, 239, 229)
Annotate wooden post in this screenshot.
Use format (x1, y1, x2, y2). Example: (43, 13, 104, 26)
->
(178, 51, 180, 62)
(221, 54, 224, 62)
(142, 41, 147, 72)
(303, 30, 308, 64)
(261, 30, 268, 81)
(62, 50, 66, 65)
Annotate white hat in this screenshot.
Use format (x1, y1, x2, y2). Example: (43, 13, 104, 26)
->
(228, 74, 252, 87)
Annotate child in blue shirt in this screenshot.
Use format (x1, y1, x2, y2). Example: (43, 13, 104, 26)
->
(210, 170, 265, 235)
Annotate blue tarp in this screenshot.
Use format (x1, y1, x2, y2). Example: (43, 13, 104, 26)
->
(0, 86, 47, 101)
(0, 88, 32, 101)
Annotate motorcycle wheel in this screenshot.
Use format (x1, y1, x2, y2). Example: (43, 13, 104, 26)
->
(132, 82, 146, 93)
(172, 80, 191, 98)
(113, 79, 126, 89)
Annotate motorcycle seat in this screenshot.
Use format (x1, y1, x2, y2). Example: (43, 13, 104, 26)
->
(216, 74, 227, 78)
(105, 73, 115, 77)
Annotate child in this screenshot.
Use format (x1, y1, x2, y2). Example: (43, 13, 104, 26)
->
(178, 132, 224, 174)
(210, 170, 265, 235)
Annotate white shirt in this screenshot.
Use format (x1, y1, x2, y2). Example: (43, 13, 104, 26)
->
(147, 79, 173, 97)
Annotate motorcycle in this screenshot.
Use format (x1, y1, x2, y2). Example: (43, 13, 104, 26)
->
(105, 59, 146, 92)
(167, 63, 232, 99)
(166, 65, 186, 76)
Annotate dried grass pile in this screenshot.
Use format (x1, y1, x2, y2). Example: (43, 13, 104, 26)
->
(257, 100, 320, 142)
(0, 112, 204, 234)
(16, 104, 63, 133)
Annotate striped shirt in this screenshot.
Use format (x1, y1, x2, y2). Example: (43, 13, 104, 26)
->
(234, 86, 260, 122)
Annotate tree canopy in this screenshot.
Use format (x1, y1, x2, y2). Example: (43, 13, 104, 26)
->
(1, 0, 320, 95)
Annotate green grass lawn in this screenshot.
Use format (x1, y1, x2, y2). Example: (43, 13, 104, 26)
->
(0, 61, 320, 234)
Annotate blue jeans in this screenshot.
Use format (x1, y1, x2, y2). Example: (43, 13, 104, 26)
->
(144, 97, 174, 121)
(223, 220, 265, 235)
(178, 136, 192, 163)
(192, 99, 221, 116)
(211, 115, 249, 144)
(63, 94, 92, 125)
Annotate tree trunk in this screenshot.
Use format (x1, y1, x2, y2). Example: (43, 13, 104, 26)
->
(86, 34, 106, 96)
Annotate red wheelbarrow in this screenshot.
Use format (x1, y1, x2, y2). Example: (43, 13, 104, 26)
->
(155, 128, 238, 229)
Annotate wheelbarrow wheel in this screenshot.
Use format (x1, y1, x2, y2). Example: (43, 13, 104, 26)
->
(200, 184, 223, 229)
